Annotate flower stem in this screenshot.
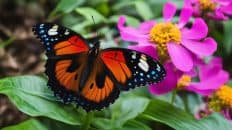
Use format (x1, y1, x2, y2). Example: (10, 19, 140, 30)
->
(182, 95, 190, 113)
(171, 90, 177, 105)
(83, 111, 94, 130)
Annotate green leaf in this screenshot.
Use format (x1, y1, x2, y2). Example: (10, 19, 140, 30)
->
(91, 118, 112, 130)
(140, 98, 232, 130)
(111, 94, 149, 128)
(75, 7, 107, 24)
(71, 21, 93, 34)
(49, 0, 84, 18)
(134, 1, 153, 20)
(223, 20, 232, 55)
(2, 119, 48, 130)
(122, 119, 151, 130)
(0, 76, 84, 125)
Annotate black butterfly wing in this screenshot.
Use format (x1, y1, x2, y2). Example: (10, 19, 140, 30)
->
(32, 23, 90, 56)
(33, 23, 91, 103)
(100, 48, 166, 90)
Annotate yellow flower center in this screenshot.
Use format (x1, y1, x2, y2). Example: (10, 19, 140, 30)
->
(216, 85, 232, 107)
(149, 22, 181, 60)
(177, 75, 191, 90)
(199, 0, 217, 11)
(209, 85, 232, 111)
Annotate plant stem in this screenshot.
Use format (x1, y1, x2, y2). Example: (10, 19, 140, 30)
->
(171, 90, 177, 105)
(182, 95, 191, 113)
(83, 111, 94, 130)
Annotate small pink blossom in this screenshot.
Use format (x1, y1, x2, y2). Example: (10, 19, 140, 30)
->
(185, 0, 232, 20)
(149, 57, 229, 95)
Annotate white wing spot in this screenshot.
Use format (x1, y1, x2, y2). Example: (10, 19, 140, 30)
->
(132, 52, 136, 59)
(48, 25, 58, 36)
(64, 29, 70, 35)
(156, 64, 161, 72)
(138, 58, 149, 72)
(89, 43, 94, 48)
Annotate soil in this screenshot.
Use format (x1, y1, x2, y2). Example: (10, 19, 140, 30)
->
(0, 0, 57, 128)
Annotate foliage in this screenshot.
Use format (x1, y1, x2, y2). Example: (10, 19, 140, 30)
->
(0, 76, 232, 129)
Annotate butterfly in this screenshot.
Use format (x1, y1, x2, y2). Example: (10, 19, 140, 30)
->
(32, 23, 166, 111)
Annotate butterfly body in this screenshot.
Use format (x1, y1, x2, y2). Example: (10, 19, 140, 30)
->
(33, 23, 166, 111)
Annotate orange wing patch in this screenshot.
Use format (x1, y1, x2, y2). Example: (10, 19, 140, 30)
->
(80, 58, 116, 103)
(81, 76, 114, 103)
(101, 51, 132, 84)
(55, 36, 89, 55)
(55, 60, 78, 91)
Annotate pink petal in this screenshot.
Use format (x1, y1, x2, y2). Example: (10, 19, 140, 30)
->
(128, 45, 158, 59)
(178, 7, 193, 28)
(186, 70, 229, 95)
(167, 43, 193, 72)
(181, 18, 208, 39)
(163, 2, 177, 22)
(149, 62, 178, 95)
(222, 109, 232, 121)
(184, 0, 197, 7)
(213, 8, 229, 20)
(181, 37, 217, 57)
(221, 3, 232, 15)
(198, 57, 223, 81)
(199, 65, 221, 81)
(185, 88, 215, 95)
(214, 0, 231, 5)
(139, 20, 155, 34)
(117, 16, 148, 42)
(210, 57, 223, 68)
(184, 68, 197, 77)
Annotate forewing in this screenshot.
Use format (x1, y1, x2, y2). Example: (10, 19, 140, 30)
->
(32, 23, 89, 56)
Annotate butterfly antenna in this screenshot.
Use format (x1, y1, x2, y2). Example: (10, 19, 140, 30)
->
(91, 16, 101, 38)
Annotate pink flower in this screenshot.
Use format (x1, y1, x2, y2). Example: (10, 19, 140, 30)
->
(207, 84, 232, 121)
(185, 0, 232, 20)
(222, 109, 232, 121)
(185, 57, 229, 95)
(118, 2, 217, 72)
(149, 57, 229, 95)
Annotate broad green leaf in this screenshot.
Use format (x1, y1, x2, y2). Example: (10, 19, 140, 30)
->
(112, 1, 133, 11)
(122, 119, 151, 130)
(223, 20, 232, 55)
(71, 21, 93, 34)
(111, 94, 149, 128)
(140, 99, 232, 130)
(0, 76, 84, 125)
(75, 7, 107, 24)
(2, 119, 48, 130)
(134, 1, 153, 20)
(91, 118, 112, 130)
(49, 0, 84, 18)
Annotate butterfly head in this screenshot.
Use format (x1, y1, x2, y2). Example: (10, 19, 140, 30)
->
(88, 40, 100, 56)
